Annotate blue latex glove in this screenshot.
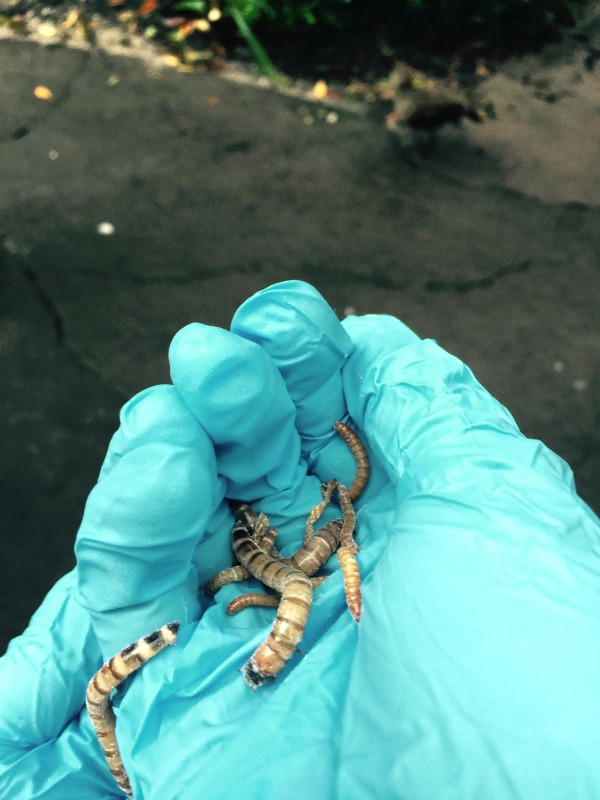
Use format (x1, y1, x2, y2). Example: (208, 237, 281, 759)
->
(1, 280, 600, 800)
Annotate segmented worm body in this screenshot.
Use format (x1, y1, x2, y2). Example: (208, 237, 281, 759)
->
(336, 482, 359, 553)
(337, 546, 361, 623)
(86, 621, 180, 798)
(206, 420, 369, 684)
(205, 565, 249, 597)
(231, 504, 314, 688)
(333, 421, 370, 500)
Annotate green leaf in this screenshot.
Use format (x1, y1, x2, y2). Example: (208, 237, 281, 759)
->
(172, 0, 207, 13)
(229, 5, 292, 86)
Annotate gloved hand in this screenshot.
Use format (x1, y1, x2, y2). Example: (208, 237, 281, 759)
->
(1, 280, 599, 800)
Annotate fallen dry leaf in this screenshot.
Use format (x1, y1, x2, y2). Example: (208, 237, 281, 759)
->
(163, 53, 180, 67)
(34, 85, 53, 100)
(137, 0, 159, 16)
(62, 9, 79, 29)
(177, 20, 196, 36)
(313, 80, 328, 99)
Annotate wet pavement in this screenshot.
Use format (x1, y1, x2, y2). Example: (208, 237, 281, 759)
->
(1, 10, 599, 649)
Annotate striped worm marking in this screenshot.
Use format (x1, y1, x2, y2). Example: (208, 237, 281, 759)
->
(337, 546, 361, 623)
(287, 518, 342, 576)
(205, 565, 249, 596)
(333, 421, 370, 501)
(227, 592, 280, 614)
(204, 518, 279, 596)
(336, 482, 359, 553)
(228, 517, 361, 623)
(86, 621, 180, 798)
(227, 519, 342, 615)
(232, 505, 313, 689)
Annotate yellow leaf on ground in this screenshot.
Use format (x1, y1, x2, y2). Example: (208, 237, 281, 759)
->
(34, 85, 53, 100)
(163, 54, 180, 67)
(313, 80, 328, 99)
(62, 9, 79, 28)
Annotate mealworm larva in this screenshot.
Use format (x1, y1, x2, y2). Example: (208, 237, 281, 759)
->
(227, 593, 280, 615)
(304, 479, 336, 542)
(336, 482, 359, 554)
(333, 421, 370, 501)
(205, 564, 249, 596)
(205, 518, 279, 597)
(337, 546, 361, 623)
(257, 526, 278, 554)
(288, 518, 343, 576)
(86, 621, 180, 798)
(227, 518, 341, 620)
(232, 505, 313, 689)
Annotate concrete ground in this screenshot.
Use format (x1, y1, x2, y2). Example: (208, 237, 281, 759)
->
(0, 7, 598, 650)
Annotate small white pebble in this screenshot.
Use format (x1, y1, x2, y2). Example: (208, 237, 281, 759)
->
(552, 361, 565, 373)
(325, 111, 339, 124)
(344, 305, 357, 316)
(37, 21, 58, 38)
(257, 76, 270, 87)
(572, 379, 587, 391)
(48, 149, 59, 160)
(97, 222, 115, 236)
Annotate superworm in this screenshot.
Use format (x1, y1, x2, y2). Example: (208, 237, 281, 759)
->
(337, 546, 361, 623)
(333, 421, 370, 500)
(227, 592, 280, 614)
(205, 565, 249, 596)
(227, 517, 361, 623)
(86, 621, 180, 798)
(231, 504, 314, 688)
(336, 482, 359, 553)
(204, 518, 279, 596)
(288, 518, 343, 576)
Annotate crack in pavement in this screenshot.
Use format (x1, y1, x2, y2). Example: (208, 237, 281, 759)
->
(19, 263, 65, 344)
(424, 259, 533, 294)
(76, 262, 265, 284)
(14, 256, 129, 401)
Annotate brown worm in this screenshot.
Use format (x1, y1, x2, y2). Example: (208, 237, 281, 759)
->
(86, 621, 180, 798)
(227, 593, 280, 614)
(204, 520, 279, 596)
(207, 423, 370, 675)
(286, 518, 342, 576)
(228, 516, 361, 624)
(336, 482, 359, 553)
(205, 565, 249, 597)
(333, 421, 370, 500)
(337, 546, 361, 623)
(231, 504, 314, 689)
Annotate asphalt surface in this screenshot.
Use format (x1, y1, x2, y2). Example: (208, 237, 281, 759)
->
(1, 11, 599, 650)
